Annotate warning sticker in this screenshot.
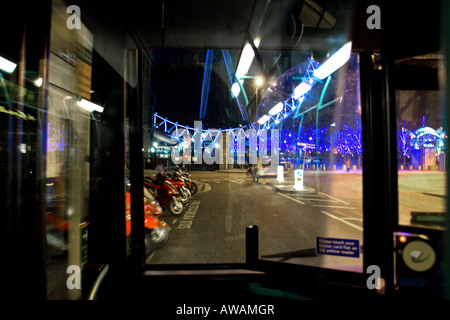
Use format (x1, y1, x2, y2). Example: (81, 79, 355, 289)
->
(316, 237, 360, 258)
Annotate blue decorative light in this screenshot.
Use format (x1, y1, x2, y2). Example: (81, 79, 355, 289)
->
(47, 121, 68, 152)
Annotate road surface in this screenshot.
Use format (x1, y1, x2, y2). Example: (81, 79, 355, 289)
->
(147, 170, 365, 272)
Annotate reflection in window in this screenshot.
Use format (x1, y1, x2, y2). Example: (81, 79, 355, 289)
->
(45, 0, 93, 299)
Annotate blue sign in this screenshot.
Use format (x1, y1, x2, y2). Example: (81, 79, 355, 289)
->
(316, 237, 360, 258)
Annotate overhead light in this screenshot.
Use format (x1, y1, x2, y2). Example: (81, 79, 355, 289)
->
(313, 41, 352, 80)
(235, 42, 255, 80)
(77, 98, 104, 113)
(293, 82, 312, 99)
(0, 56, 17, 74)
(33, 77, 43, 87)
(269, 102, 284, 116)
(257, 114, 270, 124)
(231, 82, 241, 97)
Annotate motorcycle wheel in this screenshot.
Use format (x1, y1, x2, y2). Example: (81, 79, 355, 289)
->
(168, 198, 183, 216)
(178, 188, 190, 204)
(183, 186, 192, 200)
(190, 182, 198, 195)
(144, 227, 169, 256)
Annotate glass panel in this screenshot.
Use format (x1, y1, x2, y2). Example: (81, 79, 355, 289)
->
(395, 53, 447, 230)
(45, 0, 93, 299)
(140, 48, 363, 272)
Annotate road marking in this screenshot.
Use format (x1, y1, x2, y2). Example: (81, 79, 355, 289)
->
(277, 192, 305, 205)
(230, 179, 245, 184)
(318, 192, 350, 205)
(203, 183, 211, 192)
(177, 200, 201, 229)
(321, 211, 363, 231)
(313, 205, 357, 209)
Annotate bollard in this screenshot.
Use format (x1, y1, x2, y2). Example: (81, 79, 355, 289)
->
(277, 165, 284, 182)
(246, 225, 259, 265)
(293, 169, 304, 190)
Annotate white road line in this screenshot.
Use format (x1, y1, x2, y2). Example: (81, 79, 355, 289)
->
(277, 192, 305, 205)
(321, 211, 363, 231)
(313, 205, 357, 209)
(318, 192, 350, 205)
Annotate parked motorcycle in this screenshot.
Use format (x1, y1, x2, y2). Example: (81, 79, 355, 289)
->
(125, 191, 169, 257)
(166, 171, 192, 204)
(175, 166, 198, 195)
(144, 175, 184, 216)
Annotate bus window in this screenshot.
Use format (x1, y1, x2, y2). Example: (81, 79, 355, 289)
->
(395, 53, 446, 230)
(136, 46, 363, 273)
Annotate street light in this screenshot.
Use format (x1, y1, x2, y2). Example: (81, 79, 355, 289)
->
(254, 76, 264, 87)
(254, 75, 264, 113)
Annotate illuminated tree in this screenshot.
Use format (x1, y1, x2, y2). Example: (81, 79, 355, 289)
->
(397, 121, 413, 167)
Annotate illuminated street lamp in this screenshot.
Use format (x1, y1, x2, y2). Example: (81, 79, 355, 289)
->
(254, 76, 264, 87)
(254, 75, 264, 114)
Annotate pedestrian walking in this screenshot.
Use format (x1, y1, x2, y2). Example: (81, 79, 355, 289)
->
(346, 158, 351, 173)
(256, 157, 263, 182)
(250, 163, 258, 182)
